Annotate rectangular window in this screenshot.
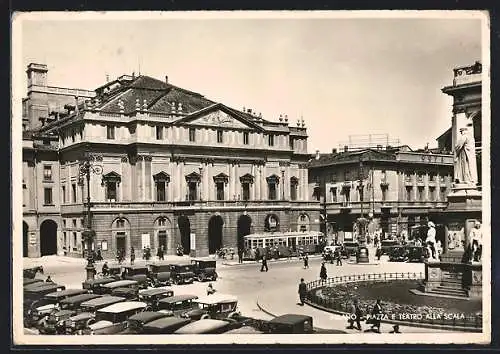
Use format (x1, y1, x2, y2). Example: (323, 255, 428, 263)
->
(216, 182, 225, 201)
(217, 130, 223, 143)
(156, 126, 163, 140)
(156, 182, 166, 202)
(189, 128, 196, 142)
(106, 181, 117, 201)
(63, 232, 67, 250)
(406, 186, 412, 201)
(242, 183, 250, 201)
(63, 219, 66, 228)
(290, 184, 297, 201)
(289, 137, 294, 150)
(61, 185, 66, 203)
(72, 183, 77, 203)
(43, 165, 52, 181)
(73, 232, 77, 251)
(344, 170, 350, 181)
(331, 172, 337, 183)
(381, 187, 387, 202)
(429, 187, 436, 201)
(72, 219, 77, 228)
(44, 188, 53, 205)
(268, 135, 274, 146)
(418, 187, 425, 201)
(243, 132, 249, 145)
(330, 187, 337, 202)
(268, 183, 277, 200)
(106, 125, 115, 140)
(440, 187, 447, 201)
(188, 182, 197, 201)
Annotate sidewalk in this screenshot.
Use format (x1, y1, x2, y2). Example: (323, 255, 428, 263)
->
(222, 254, 323, 266)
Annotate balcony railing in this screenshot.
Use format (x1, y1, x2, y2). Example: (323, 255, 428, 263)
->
(325, 200, 448, 213)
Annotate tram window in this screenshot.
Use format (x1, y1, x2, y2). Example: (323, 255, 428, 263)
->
(257, 240, 264, 248)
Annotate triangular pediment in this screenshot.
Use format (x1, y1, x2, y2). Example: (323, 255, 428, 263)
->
(103, 171, 121, 180)
(178, 104, 265, 131)
(153, 171, 171, 182)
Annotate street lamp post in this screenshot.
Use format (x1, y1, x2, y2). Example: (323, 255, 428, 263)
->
(356, 156, 369, 263)
(79, 153, 102, 282)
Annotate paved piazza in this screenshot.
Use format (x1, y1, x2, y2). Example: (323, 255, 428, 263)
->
(22, 246, 454, 334)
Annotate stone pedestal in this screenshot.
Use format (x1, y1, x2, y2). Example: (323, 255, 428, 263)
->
(357, 246, 369, 263)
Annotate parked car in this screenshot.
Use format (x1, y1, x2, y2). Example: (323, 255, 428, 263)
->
(82, 277, 117, 294)
(59, 293, 102, 311)
(191, 259, 218, 282)
(342, 242, 359, 258)
(80, 301, 148, 335)
(174, 319, 239, 334)
(142, 317, 192, 334)
(100, 280, 139, 295)
(389, 246, 409, 262)
(138, 288, 174, 310)
(122, 265, 150, 289)
(223, 326, 264, 334)
(156, 295, 199, 317)
(63, 312, 96, 335)
(182, 294, 240, 321)
(79, 296, 127, 313)
(111, 287, 139, 300)
(379, 239, 399, 256)
(23, 266, 44, 279)
(322, 246, 341, 262)
(23, 283, 66, 320)
(406, 245, 426, 262)
(118, 311, 170, 334)
(265, 314, 314, 334)
(147, 262, 172, 287)
(38, 309, 76, 334)
(106, 264, 123, 280)
(169, 264, 195, 285)
(24, 278, 44, 287)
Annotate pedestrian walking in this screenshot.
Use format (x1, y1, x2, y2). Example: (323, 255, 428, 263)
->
(346, 299, 363, 331)
(260, 255, 269, 272)
(320, 262, 327, 283)
(157, 245, 165, 261)
(389, 324, 401, 333)
(303, 253, 309, 269)
(368, 299, 383, 333)
(101, 261, 109, 276)
(207, 283, 216, 295)
(130, 247, 135, 265)
(298, 278, 307, 306)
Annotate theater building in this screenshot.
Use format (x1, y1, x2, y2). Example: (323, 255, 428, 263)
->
(308, 145, 454, 244)
(22, 63, 320, 258)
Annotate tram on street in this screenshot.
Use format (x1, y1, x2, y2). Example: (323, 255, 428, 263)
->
(243, 231, 325, 260)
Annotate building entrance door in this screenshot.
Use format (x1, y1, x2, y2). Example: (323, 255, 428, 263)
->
(116, 233, 126, 254)
(158, 231, 167, 252)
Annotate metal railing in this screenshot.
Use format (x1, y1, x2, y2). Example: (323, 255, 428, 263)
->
(305, 272, 483, 331)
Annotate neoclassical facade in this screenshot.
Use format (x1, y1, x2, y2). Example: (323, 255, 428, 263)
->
(22, 64, 320, 258)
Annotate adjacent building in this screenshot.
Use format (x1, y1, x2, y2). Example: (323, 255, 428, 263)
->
(308, 143, 454, 244)
(22, 63, 320, 258)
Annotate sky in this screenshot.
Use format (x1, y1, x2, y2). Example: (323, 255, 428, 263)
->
(15, 12, 484, 153)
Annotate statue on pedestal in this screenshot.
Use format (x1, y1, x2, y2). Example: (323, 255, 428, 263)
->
(469, 221, 482, 263)
(425, 221, 438, 261)
(454, 127, 478, 186)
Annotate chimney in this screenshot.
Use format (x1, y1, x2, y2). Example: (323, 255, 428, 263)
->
(332, 148, 337, 154)
(315, 150, 320, 160)
(247, 109, 252, 114)
(165, 75, 169, 84)
(284, 114, 288, 122)
(344, 145, 349, 152)
(279, 114, 283, 122)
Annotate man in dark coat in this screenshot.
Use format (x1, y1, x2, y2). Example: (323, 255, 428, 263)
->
(298, 278, 307, 305)
(260, 255, 269, 272)
(347, 299, 362, 331)
(303, 253, 309, 269)
(320, 262, 327, 283)
(369, 299, 383, 333)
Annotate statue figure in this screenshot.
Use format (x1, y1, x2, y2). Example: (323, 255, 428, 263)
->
(454, 126, 478, 186)
(469, 221, 483, 262)
(425, 221, 437, 260)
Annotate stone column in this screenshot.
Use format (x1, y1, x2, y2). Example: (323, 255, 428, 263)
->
(261, 164, 267, 200)
(251, 164, 256, 200)
(235, 163, 239, 199)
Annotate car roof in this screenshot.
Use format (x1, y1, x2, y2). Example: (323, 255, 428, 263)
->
(223, 326, 264, 334)
(270, 314, 313, 325)
(159, 294, 198, 303)
(52, 309, 75, 317)
(128, 311, 168, 323)
(144, 317, 191, 330)
(23, 278, 43, 285)
(139, 288, 173, 296)
(98, 301, 147, 313)
(60, 293, 102, 304)
(45, 288, 87, 298)
(124, 265, 148, 270)
(191, 258, 215, 262)
(69, 312, 95, 321)
(195, 294, 237, 305)
(80, 296, 126, 307)
(25, 283, 64, 292)
(102, 280, 138, 288)
(174, 319, 230, 334)
(171, 263, 193, 267)
(85, 277, 116, 285)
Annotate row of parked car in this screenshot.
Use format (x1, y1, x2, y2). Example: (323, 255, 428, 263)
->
(23, 264, 315, 335)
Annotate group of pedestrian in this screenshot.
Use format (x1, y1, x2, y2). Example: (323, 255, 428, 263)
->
(345, 298, 391, 333)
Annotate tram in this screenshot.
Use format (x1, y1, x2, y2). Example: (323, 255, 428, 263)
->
(242, 231, 325, 260)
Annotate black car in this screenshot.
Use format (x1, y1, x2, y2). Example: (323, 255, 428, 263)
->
(342, 242, 359, 258)
(378, 240, 399, 256)
(265, 314, 314, 334)
(147, 262, 172, 287)
(119, 311, 170, 334)
(388, 246, 408, 262)
(169, 264, 195, 285)
(191, 259, 218, 282)
(406, 245, 426, 262)
(123, 265, 150, 289)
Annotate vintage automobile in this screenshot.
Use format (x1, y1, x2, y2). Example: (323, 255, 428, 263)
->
(389, 245, 409, 262)
(169, 264, 195, 285)
(378, 239, 400, 256)
(406, 245, 426, 262)
(81, 301, 148, 335)
(156, 295, 199, 317)
(106, 264, 123, 280)
(38, 309, 76, 334)
(322, 245, 341, 262)
(191, 259, 218, 282)
(138, 288, 174, 310)
(82, 277, 117, 294)
(223, 326, 264, 334)
(118, 311, 170, 334)
(266, 314, 314, 334)
(174, 319, 239, 334)
(181, 294, 240, 321)
(111, 287, 139, 300)
(23, 266, 44, 279)
(122, 265, 150, 289)
(100, 280, 139, 295)
(142, 317, 192, 334)
(23, 283, 66, 319)
(59, 293, 102, 311)
(24, 278, 44, 287)
(342, 242, 359, 258)
(147, 262, 172, 287)
(78, 296, 127, 313)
